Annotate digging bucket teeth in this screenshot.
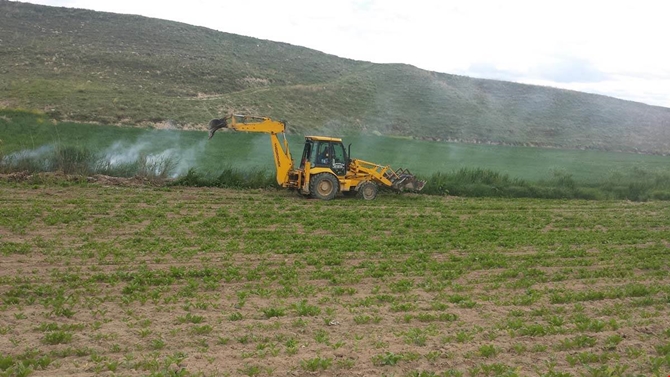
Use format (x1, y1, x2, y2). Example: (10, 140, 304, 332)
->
(385, 168, 426, 192)
(208, 117, 229, 139)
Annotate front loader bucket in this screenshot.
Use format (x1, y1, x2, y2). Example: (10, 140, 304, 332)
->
(208, 117, 228, 139)
(386, 168, 426, 192)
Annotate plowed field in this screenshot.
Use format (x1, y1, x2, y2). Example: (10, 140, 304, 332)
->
(1, 183, 669, 376)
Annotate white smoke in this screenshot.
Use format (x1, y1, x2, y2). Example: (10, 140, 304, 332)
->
(4, 144, 55, 161)
(103, 140, 152, 166)
(99, 130, 208, 178)
(1, 144, 55, 171)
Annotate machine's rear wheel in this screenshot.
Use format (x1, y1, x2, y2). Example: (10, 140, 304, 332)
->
(357, 181, 378, 200)
(310, 173, 339, 200)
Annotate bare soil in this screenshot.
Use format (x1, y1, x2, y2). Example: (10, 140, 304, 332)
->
(0, 182, 668, 376)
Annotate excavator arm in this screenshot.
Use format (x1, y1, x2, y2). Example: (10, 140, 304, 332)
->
(208, 115, 286, 138)
(208, 115, 295, 187)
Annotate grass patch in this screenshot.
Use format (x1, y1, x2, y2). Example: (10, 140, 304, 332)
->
(1, 183, 669, 376)
(3, 110, 670, 201)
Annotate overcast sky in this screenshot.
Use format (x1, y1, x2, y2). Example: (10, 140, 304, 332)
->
(20, 0, 670, 108)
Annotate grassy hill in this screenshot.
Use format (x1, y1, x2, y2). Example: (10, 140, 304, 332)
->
(2, 1, 670, 154)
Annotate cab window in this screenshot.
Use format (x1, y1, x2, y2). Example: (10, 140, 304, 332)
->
(300, 140, 312, 169)
(331, 143, 346, 176)
(314, 142, 331, 167)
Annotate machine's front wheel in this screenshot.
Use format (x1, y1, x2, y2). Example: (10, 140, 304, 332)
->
(310, 173, 339, 200)
(357, 181, 378, 200)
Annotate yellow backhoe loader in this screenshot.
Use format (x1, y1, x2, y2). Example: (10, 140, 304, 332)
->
(208, 114, 425, 200)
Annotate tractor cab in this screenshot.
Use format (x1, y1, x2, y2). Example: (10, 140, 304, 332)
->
(300, 136, 347, 176)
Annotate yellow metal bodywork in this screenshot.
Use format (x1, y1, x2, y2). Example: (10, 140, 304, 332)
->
(210, 114, 424, 198)
(305, 135, 342, 142)
(346, 158, 395, 188)
(224, 115, 297, 188)
(268, 133, 295, 188)
(227, 115, 286, 134)
(303, 159, 398, 193)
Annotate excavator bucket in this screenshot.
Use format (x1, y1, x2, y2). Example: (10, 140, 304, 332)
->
(208, 117, 229, 139)
(386, 168, 426, 192)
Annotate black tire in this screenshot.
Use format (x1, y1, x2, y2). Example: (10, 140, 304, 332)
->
(309, 173, 339, 200)
(357, 181, 378, 200)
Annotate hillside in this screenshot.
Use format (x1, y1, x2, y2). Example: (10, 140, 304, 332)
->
(1, 1, 670, 154)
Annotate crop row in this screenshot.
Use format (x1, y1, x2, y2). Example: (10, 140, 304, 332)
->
(0, 183, 669, 376)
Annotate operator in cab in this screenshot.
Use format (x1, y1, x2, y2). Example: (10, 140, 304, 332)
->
(318, 144, 330, 165)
